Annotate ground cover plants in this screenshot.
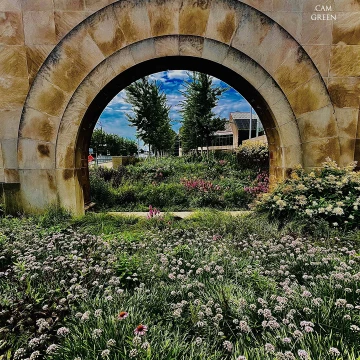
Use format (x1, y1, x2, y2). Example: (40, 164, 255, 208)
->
(89, 151, 268, 212)
(1, 210, 360, 359)
(256, 158, 360, 230)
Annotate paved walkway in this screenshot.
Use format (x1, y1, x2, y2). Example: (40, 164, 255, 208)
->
(108, 211, 252, 219)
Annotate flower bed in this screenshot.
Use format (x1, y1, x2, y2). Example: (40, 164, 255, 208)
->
(1, 213, 360, 359)
(255, 158, 360, 230)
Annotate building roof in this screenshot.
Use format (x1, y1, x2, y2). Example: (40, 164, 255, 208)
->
(230, 112, 262, 131)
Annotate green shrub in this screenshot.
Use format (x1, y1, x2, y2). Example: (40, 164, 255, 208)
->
(255, 158, 360, 229)
(89, 169, 117, 207)
(237, 142, 269, 170)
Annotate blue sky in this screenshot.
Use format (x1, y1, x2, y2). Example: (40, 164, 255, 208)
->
(97, 70, 252, 142)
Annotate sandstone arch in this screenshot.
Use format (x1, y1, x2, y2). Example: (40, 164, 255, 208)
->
(1, 0, 357, 214)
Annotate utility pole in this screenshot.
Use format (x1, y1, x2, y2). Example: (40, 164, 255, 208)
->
(256, 112, 259, 138)
(249, 105, 252, 139)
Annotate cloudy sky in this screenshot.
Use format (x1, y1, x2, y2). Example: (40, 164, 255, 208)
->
(97, 70, 252, 142)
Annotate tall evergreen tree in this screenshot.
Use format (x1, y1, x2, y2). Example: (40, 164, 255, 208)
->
(179, 72, 228, 154)
(125, 77, 174, 156)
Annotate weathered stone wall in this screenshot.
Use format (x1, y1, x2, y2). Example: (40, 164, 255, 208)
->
(0, 0, 359, 214)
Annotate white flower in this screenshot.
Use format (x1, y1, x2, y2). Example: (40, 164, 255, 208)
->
(332, 207, 344, 215)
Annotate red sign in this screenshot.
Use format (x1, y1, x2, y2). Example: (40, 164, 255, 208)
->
(88, 154, 94, 162)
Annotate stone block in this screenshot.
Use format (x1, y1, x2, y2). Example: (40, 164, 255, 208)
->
(0, 109, 22, 140)
(18, 169, 58, 212)
(338, 137, 356, 166)
(23, 11, 57, 45)
(278, 120, 301, 147)
(333, 0, 360, 12)
(333, 12, 360, 45)
(113, 0, 151, 45)
(231, 7, 273, 50)
(1, 138, 17, 168)
(273, 46, 316, 95)
(56, 168, 84, 215)
(0, 168, 4, 182)
(330, 45, 360, 77)
(106, 46, 135, 75)
(287, 74, 331, 117)
(85, 0, 115, 11)
(206, 0, 245, 44)
(179, 0, 211, 36)
(282, 144, 303, 168)
(55, 11, 92, 41)
(302, 137, 341, 168)
(301, 12, 333, 45)
(202, 38, 229, 64)
(56, 100, 88, 168)
(328, 77, 360, 108)
(54, 0, 85, 11)
(4, 169, 19, 183)
(272, 0, 303, 12)
(87, 8, 126, 57)
(41, 27, 105, 93)
(130, 38, 157, 64)
(270, 97, 297, 127)
(0, 0, 21, 11)
(25, 45, 54, 84)
(258, 76, 287, 106)
(18, 138, 55, 170)
(0, 76, 28, 110)
(222, 47, 251, 75)
(179, 36, 204, 57)
(303, 45, 331, 77)
(26, 75, 69, 117)
(0, 12, 24, 45)
(265, 11, 302, 41)
(240, 0, 273, 12)
(84, 61, 114, 93)
(334, 107, 359, 139)
(21, 0, 54, 11)
(154, 36, 179, 57)
(0, 45, 27, 78)
(148, 0, 181, 37)
(297, 105, 338, 143)
(19, 107, 59, 143)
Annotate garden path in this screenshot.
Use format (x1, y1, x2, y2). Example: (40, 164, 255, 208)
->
(107, 211, 252, 219)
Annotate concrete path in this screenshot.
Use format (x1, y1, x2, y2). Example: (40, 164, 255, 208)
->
(108, 211, 252, 219)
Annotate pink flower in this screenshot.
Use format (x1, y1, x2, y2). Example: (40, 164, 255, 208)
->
(117, 311, 129, 320)
(134, 324, 148, 336)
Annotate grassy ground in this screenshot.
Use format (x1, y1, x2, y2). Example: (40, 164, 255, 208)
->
(1, 209, 360, 359)
(89, 154, 266, 212)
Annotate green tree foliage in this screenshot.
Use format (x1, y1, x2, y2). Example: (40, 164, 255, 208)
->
(179, 72, 228, 154)
(125, 77, 175, 156)
(90, 128, 138, 156)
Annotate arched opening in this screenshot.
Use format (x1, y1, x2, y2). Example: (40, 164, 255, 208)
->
(75, 56, 287, 207)
(17, 0, 340, 215)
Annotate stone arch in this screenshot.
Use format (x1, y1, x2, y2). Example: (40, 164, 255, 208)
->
(17, 0, 339, 214)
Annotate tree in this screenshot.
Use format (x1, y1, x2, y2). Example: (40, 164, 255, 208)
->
(91, 128, 107, 155)
(90, 128, 138, 156)
(125, 77, 174, 156)
(179, 72, 228, 154)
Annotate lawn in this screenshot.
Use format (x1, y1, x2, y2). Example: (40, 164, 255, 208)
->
(89, 153, 268, 212)
(1, 209, 359, 360)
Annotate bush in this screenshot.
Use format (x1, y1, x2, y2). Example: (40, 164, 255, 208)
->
(237, 142, 269, 170)
(255, 158, 360, 229)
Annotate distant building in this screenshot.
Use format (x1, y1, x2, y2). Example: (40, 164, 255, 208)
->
(179, 112, 266, 155)
(229, 112, 265, 147)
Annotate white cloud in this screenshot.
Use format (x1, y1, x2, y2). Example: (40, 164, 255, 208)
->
(167, 70, 190, 80)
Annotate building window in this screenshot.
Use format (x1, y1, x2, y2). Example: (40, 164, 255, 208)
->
(211, 135, 233, 146)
